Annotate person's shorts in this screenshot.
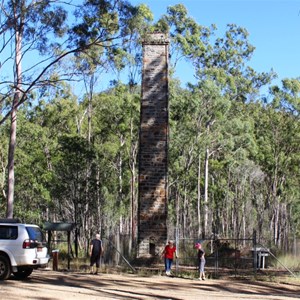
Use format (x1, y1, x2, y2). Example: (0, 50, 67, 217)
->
(90, 254, 101, 267)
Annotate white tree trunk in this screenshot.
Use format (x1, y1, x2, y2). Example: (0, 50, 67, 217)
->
(203, 148, 209, 238)
(7, 17, 22, 218)
(197, 154, 201, 237)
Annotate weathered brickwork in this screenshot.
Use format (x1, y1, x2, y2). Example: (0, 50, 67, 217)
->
(138, 33, 169, 258)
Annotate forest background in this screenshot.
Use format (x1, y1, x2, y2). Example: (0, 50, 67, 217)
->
(0, 0, 299, 259)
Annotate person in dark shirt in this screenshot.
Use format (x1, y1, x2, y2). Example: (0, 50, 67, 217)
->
(90, 233, 103, 274)
(195, 242, 206, 280)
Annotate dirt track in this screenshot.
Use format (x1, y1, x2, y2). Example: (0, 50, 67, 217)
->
(0, 269, 299, 300)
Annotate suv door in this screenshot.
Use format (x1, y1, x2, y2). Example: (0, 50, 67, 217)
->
(0, 225, 18, 279)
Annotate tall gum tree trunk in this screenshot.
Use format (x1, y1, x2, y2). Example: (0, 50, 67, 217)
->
(197, 154, 201, 237)
(7, 16, 23, 218)
(183, 185, 188, 237)
(203, 147, 209, 238)
(129, 138, 138, 250)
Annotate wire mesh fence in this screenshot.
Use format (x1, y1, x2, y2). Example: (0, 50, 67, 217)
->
(174, 236, 257, 278)
(52, 231, 298, 278)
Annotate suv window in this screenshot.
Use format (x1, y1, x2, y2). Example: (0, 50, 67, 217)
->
(0, 225, 18, 240)
(26, 226, 45, 242)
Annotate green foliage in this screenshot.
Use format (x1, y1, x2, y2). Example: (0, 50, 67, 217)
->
(0, 2, 299, 255)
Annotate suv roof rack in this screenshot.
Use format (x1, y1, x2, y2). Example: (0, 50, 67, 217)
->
(0, 218, 22, 223)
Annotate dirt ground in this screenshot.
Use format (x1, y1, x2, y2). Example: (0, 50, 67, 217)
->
(0, 269, 299, 300)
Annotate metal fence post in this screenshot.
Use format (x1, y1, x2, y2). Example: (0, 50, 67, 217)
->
(253, 230, 257, 276)
(175, 228, 179, 274)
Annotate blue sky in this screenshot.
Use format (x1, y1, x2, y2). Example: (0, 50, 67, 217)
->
(130, 0, 300, 90)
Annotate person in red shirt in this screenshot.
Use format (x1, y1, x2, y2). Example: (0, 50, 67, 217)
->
(161, 240, 177, 276)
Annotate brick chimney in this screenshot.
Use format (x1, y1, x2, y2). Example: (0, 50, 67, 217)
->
(137, 33, 170, 258)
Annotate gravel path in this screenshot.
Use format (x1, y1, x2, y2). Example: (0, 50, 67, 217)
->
(0, 269, 299, 299)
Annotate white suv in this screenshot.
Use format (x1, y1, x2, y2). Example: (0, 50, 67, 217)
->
(0, 218, 49, 280)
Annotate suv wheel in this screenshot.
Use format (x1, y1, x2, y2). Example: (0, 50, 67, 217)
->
(13, 267, 33, 279)
(0, 255, 11, 280)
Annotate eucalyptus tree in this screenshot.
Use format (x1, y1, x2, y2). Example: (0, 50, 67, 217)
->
(155, 4, 212, 72)
(89, 84, 140, 238)
(7, 82, 80, 224)
(0, 124, 9, 213)
(0, 0, 68, 217)
(157, 5, 276, 239)
(253, 79, 300, 248)
(0, 0, 140, 218)
(189, 24, 275, 101)
(217, 116, 260, 240)
(10, 107, 53, 223)
(189, 25, 274, 239)
(168, 80, 199, 237)
(54, 134, 98, 252)
(271, 78, 300, 118)
(169, 78, 234, 238)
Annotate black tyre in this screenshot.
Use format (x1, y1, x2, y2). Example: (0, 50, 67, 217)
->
(0, 255, 11, 280)
(13, 267, 33, 279)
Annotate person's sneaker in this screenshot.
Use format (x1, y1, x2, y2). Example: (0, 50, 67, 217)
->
(202, 277, 206, 280)
(166, 271, 170, 276)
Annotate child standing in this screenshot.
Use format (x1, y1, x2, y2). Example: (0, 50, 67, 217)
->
(195, 242, 206, 280)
